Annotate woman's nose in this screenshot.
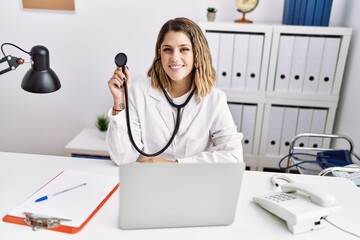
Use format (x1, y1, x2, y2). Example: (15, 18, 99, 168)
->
(170, 50, 180, 61)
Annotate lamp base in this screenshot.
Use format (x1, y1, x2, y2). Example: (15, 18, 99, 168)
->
(234, 13, 253, 24)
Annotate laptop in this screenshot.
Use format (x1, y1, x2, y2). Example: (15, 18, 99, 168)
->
(119, 162, 245, 229)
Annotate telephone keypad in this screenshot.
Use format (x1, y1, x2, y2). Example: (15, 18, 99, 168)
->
(265, 193, 297, 202)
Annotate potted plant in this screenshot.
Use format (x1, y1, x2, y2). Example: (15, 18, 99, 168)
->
(207, 7, 217, 22)
(95, 115, 109, 139)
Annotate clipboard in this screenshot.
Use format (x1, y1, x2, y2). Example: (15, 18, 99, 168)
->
(3, 169, 119, 234)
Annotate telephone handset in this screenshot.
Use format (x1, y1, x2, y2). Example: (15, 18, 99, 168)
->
(253, 181, 341, 234)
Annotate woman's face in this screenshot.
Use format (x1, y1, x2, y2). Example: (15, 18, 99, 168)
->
(160, 31, 194, 84)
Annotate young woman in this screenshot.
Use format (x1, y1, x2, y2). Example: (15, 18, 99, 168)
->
(106, 17, 243, 165)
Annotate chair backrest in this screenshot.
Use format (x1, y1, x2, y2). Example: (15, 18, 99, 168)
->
(285, 133, 354, 174)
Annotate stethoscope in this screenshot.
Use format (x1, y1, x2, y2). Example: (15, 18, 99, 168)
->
(114, 53, 196, 157)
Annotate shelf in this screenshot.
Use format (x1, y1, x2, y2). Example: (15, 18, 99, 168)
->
(65, 128, 110, 159)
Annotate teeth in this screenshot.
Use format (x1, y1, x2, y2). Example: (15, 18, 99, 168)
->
(170, 66, 182, 69)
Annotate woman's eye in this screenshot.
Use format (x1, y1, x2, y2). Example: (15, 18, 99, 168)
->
(181, 48, 190, 52)
(163, 48, 172, 52)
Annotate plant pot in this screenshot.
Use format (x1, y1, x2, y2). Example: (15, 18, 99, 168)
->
(96, 130, 107, 140)
(207, 12, 216, 22)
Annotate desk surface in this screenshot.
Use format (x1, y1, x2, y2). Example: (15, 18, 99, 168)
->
(1, 152, 359, 240)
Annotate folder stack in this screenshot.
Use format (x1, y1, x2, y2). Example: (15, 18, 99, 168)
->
(206, 31, 264, 91)
(282, 0, 333, 26)
(273, 35, 341, 95)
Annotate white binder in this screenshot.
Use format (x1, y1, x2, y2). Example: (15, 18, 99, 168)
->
(205, 32, 220, 75)
(274, 36, 294, 92)
(228, 103, 243, 133)
(317, 37, 341, 95)
(217, 33, 234, 89)
(279, 107, 299, 157)
(309, 109, 328, 148)
(302, 37, 325, 94)
(295, 108, 314, 147)
(265, 106, 285, 156)
(288, 36, 309, 93)
(231, 34, 250, 90)
(241, 105, 257, 155)
(245, 34, 263, 91)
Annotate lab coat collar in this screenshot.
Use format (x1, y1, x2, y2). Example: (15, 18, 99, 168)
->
(147, 85, 201, 136)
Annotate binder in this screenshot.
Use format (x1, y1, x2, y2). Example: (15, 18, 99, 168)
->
(279, 107, 299, 157)
(245, 34, 263, 91)
(228, 103, 243, 132)
(205, 32, 220, 74)
(292, 0, 302, 25)
(282, 0, 295, 24)
(317, 37, 341, 95)
(295, 108, 313, 147)
(313, 0, 325, 26)
(304, 0, 317, 25)
(302, 37, 325, 94)
(309, 109, 328, 148)
(231, 34, 250, 90)
(288, 36, 309, 93)
(241, 104, 257, 155)
(321, 0, 333, 26)
(299, 0, 308, 25)
(3, 169, 119, 234)
(265, 106, 285, 156)
(217, 33, 234, 89)
(274, 35, 294, 92)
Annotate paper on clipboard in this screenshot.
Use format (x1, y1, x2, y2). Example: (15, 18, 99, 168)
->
(3, 169, 119, 233)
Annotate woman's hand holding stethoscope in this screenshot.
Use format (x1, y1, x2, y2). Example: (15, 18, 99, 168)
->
(108, 66, 132, 110)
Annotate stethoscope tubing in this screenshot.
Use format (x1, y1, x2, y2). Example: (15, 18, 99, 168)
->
(123, 80, 195, 157)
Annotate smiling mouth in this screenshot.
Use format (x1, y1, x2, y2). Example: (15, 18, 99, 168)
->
(169, 65, 184, 70)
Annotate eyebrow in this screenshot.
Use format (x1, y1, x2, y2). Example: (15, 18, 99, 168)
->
(161, 44, 192, 48)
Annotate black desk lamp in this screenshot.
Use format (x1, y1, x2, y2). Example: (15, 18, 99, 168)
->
(0, 43, 61, 93)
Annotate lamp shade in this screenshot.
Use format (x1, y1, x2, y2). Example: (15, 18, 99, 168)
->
(21, 45, 61, 93)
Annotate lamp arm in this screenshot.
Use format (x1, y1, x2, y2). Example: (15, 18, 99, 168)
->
(0, 55, 25, 75)
(0, 43, 29, 75)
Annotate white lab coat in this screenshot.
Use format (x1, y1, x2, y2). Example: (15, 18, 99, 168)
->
(106, 77, 243, 165)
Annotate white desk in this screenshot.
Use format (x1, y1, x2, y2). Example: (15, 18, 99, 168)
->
(1, 152, 359, 240)
(64, 128, 110, 159)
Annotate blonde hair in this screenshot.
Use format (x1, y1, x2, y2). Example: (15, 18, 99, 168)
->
(147, 17, 216, 97)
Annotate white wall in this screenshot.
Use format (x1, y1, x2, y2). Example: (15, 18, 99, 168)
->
(332, 0, 360, 154)
(0, 0, 358, 156)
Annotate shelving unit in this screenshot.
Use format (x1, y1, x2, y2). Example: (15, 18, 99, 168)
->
(199, 21, 352, 170)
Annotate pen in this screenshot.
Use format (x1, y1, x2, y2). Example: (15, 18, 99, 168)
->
(35, 183, 87, 203)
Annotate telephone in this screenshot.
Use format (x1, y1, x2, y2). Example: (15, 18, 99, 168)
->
(253, 181, 341, 234)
